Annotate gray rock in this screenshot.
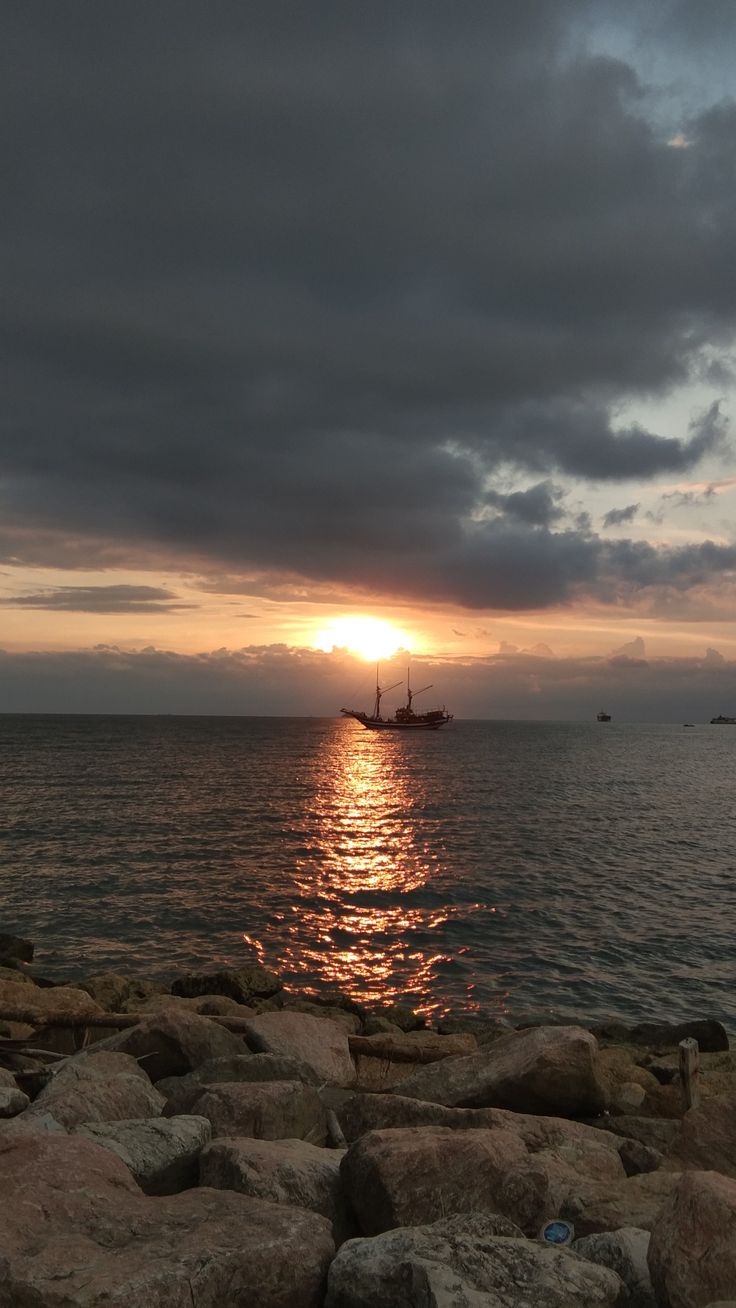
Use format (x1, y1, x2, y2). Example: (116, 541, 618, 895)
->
(575, 1228, 655, 1307)
(648, 1171, 736, 1308)
(79, 973, 167, 1013)
(0, 1068, 29, 1118)
(0, 1130, 334, 1306)
(592, 1017, 729, 1053)
(171, 966, 281, 1004)
(0, 1111, 67, 1135)
(156, 1052, 319, 1109)
(589, 1113, 680, 1154)
(91, 1007, 247, 1081)
(325, 1213, 624, 1307)
(341, 1125, 528, 1235)
(244, 1011, 356, 1086)
(201, 1136, 352, 1240)
(0, 932, 33, 963)
(665, 1090, 736, 1178)
(76, 1115, 212, 1194)
(394, 1025, 608, 1117)
(173, 1079, 329, 1144)
(21, 1051, 165, 1130)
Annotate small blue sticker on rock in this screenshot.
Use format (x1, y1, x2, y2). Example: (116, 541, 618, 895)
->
(540, 1220, 574, 1245)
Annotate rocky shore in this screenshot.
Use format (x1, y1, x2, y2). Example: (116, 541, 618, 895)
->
(0, 931, 735, 1306)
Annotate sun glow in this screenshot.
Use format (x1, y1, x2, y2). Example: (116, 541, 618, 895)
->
(314, 615, 411, 662)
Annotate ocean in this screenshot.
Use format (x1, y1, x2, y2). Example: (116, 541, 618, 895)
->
(1, 714, 734, 1026)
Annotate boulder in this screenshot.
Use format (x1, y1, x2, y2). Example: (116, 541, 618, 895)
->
(78, 973, 166, 1012)
(591, 1113, 680, 1155)
(170, 1080, 329, 1144)
(0, 964, 37, 985)
(0, 1067, 29, 1118)
(573, 1168, 681, 1235)
(22, 1051, 165, 1130)
(244, 1011, 356, 1086)
(0, 932, 33, 963)
(201, 1136, 351, 1240)
(0, 978, 104, 1052)
(649, 1170, 736, 1308)
(92, 1007, 247, 1081)
(592, 1018, 729, 1053)
(75, 1115, 212, 1194)
(496, 1142, 626, 1235)
(575, 1227, 655, 1307)
(157, 1053, 320, 1109)
(0, 1131, 333, 1306)
(171, 966, 281, 1004)
(341, 1125, 528, 1235)
(282, 998, 361, 1034)
(394, 1025, 608, 1117)
(325, 1212, 624, 1307)
(665, 1091, 736, 1178)
(123, 992, 252, 1017)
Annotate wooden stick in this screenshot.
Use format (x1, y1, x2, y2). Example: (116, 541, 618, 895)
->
(679, 1036, 700, 1110)
(348, 1035, 464, 1064)
(0, 1007, 255, 1033)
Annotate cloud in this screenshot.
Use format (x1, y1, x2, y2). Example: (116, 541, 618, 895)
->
(1, 640, 735, 722)
(0, 585, 193, 614)
(602, 503, 640, 529)
(0, 5, 734, 616)
(610, 636, 646, 658)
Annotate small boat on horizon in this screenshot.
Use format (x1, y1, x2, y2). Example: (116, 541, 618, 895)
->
(596, 710, 611, 722)
(341, 666, 453, 731)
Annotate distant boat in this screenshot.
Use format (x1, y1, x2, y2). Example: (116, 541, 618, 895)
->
(710, 714, 736, 724)
(341, 666, 453, 731)
(596, 710, 611, 722)
(683, 723, 695, 728)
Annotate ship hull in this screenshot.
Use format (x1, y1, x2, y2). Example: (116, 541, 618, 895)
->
(341, 711, 450, 731)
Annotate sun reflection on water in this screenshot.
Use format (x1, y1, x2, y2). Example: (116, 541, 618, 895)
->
(245, 726, 471, 1011)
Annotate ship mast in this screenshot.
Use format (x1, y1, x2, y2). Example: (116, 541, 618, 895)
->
(406, 666, 432, 712)
(373, 664, 402, 719)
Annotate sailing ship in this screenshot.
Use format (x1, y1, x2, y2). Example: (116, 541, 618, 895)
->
(710, 714, 736, 724)
(341, 667, 453, 731)
(596, 710, 611, 722)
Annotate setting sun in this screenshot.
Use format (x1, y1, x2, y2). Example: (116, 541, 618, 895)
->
(313, 616, 412, 662)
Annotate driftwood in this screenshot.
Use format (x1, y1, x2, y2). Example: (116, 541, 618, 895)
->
(0, 1006, 255, 1033)
(347, 1035, 466, 1064)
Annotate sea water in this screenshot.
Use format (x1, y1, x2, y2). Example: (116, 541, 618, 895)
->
(1, 714, 734, 1024)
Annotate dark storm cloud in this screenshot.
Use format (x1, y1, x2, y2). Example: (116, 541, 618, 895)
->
(602, 504, 640, 528)
(1, 3, 735, 610)
(484, 482, 566, 527)
(1, 585, 193, 614)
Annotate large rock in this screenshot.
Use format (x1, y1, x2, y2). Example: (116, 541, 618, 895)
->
(394, 1025, 608, 1116)
(341, 1125, 528, 1235)
(201, 1136, 351, 1239)
(156, 1052, 319, 1110)
(283, 998, 362, 1035)
(575, 1228, 655, 1307)
(76, 1115, 212, 1194)
(21, 1051, 165, 1130)
(592, 1017, 729, 1053)
(590, 1113, 680, 1155)
(0, 978, 104, 1052)
(649, 1170, 736, 1308)
(78, 973, 167, 1012)
(325, 1212, 624, 1307)
(0, 1131, 333, 1306)
(244, 1011, 356, 1086)
(666, 1091, 736, 1178)
(0, 1068, 29, 1118)
(123, 992, 253, 1017)
(574, 1168, 681, 1235)
(171, 967, 281, 1004)
(92, 1007, 247, 1081)
(171, 1080, 329, 1144)
(0, 932, 33, 963)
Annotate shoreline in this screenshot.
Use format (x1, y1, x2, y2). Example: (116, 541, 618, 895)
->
(1, 936, 735, 1303)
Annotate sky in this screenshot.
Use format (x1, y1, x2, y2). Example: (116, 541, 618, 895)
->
(1, 1, 736, 718)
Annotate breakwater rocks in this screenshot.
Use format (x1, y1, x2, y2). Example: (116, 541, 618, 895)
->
(0, 950, 735, 1304)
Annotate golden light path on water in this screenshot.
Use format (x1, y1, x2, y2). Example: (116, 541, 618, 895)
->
(244, 725, 485, 1013)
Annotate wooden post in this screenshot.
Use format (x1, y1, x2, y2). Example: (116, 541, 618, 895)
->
(679, 1037, 700, 1110)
